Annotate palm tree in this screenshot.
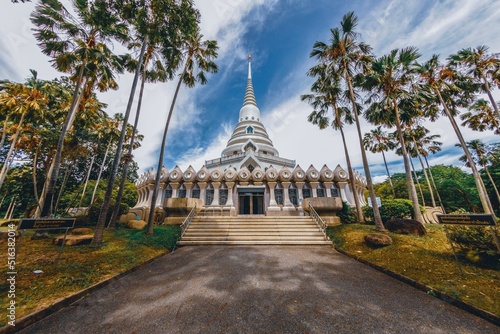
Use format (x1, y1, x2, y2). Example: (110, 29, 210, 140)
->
(409, 125, 442, 208)
(146, 30, 218, 235)
(417, 54, 494, 214)
(460, 99, 499, 135)
(302, 63, 364, 222)
(458, 140, 500, 206)
(107, 0, 184, 228)
(363, 47, 425, 224)
(0, 73, 47, 190)
(363, 126, 396, 197)
(309, 12, 384, 231)
(31, 0, 128, 217)
(449, 46, 500, 122)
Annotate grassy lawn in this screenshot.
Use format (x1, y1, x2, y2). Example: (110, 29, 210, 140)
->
(327, 224, 500, 317)
(0, 225, 180, 327)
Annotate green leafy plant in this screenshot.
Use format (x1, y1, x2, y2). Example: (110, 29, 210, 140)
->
(448, 226, 500, 268)
(338, 201, 358, 224)
(363, 199, 415, 223)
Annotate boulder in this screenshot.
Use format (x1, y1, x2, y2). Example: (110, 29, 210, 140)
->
(53, 235, 93, 246)
(126, 219, 147, 230)
(71, 228, 93, 235)
(364, 234, 393, 248)
(385, 219, 427, 236)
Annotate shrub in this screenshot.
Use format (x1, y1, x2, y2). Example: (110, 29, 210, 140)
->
(362, 199, 414, 223)
(448, 226, 500, 268)
(338, 201, 358, 224)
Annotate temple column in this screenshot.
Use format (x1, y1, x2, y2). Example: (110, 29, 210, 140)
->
(226, 182, 235, 206)
(338, 181, 350, 204)
(156, 182, 166, 206)
(184, 182, 193, 198)
(266, 181, 281, 215)
(310, 181, 319, 198)
(281, 181, 294, 211)
(324, 181, 333, 198)
(225, 181, 237, 216)
(295, 182, 305, 201)
(198, 182, 207, 205)
(170, 182, 180, 198)
(212, 182, 221, 206)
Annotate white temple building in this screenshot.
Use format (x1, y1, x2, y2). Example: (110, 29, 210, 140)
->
(131, 55, 367, 221)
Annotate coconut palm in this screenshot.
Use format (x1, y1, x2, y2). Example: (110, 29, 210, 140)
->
(0, 73, 47, 190)
(460, 99, 500, 135)
(31, 0, 128, 217)
(449, 46, 500, 122)
(417, 54, 494, 214)
(458, 140, 500, 206)
(362, 47, 425, 224)
(309, 12, 384, 231)
(363, 126, 396, 197)
(302, 63, 364, 222)
(146, 30, 219, 234)
(106, 0, 186, 228)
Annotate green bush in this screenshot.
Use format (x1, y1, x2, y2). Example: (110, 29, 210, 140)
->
(362, 199, 414, 223)
(338, 201, 358, 224)
(448, 226, 500, 268)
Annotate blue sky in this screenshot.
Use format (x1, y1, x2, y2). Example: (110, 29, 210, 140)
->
(1, 0, 499, 183)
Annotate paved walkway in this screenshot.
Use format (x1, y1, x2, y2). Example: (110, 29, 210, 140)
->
(20, 246, 498, 333)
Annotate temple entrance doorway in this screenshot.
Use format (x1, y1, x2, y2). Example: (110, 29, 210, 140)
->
(238, 188, 264, 215)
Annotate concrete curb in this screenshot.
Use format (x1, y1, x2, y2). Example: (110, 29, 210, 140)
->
(0, 251, 170, 334)
(334, 247, 500, 327)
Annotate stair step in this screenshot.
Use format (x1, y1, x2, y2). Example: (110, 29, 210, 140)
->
(179, 215, 328, 246)
(177, 240, 332, 245)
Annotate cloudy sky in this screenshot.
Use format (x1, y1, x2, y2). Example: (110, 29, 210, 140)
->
(2, 0, 499, 182)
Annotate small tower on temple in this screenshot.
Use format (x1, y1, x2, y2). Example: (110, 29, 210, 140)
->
(206, 54, 296, 171)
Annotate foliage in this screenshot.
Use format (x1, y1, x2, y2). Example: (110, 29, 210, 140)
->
(363, 198, 414, 223)
(448, 226, 500, 267)
(0, 225, 178, 326)
(326, 224, 500, 317)
(338, 201, 358, 224)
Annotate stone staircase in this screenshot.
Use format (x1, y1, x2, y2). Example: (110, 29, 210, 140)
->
(177, 216, 332, 246)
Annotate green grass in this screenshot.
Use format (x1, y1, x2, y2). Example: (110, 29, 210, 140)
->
(328, 224, 500, 317)
(0, 225, 180, 327)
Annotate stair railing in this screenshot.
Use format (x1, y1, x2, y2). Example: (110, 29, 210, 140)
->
(308, 203, 328, 240)
(180, 203, 197, 239)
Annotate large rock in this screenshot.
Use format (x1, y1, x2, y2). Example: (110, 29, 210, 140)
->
(385, 219, 427, 236)
(53, 235, 93, 246)
(71, 228, 93, 235)
(126, 219, 147, 229)
(364, 234, 393, 248)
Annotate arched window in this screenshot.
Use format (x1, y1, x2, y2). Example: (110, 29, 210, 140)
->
(246, 126, 254, 134)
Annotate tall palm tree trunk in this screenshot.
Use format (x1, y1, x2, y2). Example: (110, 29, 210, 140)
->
(394, 103, 424, 223)
(0, 111, 26, 190)
(416, 150, 436, 207)
(91, 139, 112, 205)
(436, 89, 494, 214)
(381, 150, 396, 197)
(345, 76, 384, 230)
(92, 37, 148, 246)
(78, 154, 95, 208)
(54, 163, 73, 215)
(41, 61, 87, 217)
(147, 59, 188, 235)
(482, 73, 500, 121)
(409, 154, 426, 207)
(109, 58, 149, 229)
(424, 156, 444, 210)
(338, 112, 364, 222)
(484, 166, 500, 206)
(32, 143, 42, 213)
(0, 115, 10, 149)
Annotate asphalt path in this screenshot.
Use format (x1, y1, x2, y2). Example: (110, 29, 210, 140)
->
(20, 246, 499, 333)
